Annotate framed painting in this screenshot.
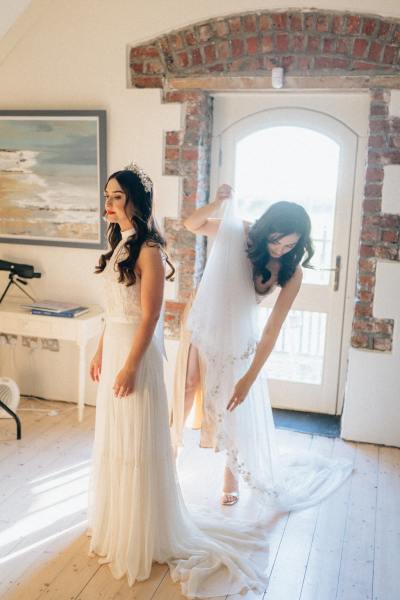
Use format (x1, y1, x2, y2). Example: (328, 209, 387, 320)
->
(0, 110, 107, 248)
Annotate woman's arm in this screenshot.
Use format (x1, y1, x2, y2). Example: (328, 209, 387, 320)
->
(183, 184, 232, 236)
(89, 329, 105, 382)
(113, 245, 164, 398)
(227, 266, 303, 411)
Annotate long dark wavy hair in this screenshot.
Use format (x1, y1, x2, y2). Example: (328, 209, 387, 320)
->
(95, 170, 175, 285)
(247, 201, 314, 288)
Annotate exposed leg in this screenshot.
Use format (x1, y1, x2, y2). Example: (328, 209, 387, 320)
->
(183, 344, 200, 424)
(221, 465, 239, 506)
(183, 345, 239, 506)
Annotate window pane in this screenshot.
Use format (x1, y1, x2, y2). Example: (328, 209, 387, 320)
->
(234, 126, 340, 285)
(259, 308, 327, 385)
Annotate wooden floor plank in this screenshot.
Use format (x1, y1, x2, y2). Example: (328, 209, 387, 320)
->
(299, 437, 357, 600)
(33, 534, 101, 600)
(77, 562, 169, 600)
(1, 525, 89, 600)
(0, 401, 90, 477)
(335, 442, 379, 600)
(264, 427, 314, 589)
(228, 591, 263, 600)
(0, 420, 93, 565)
(0, 403, 46, 446)
(0, 398, 68, 462)
(263, 435, 332, 600)
(0, 402, 94, 599)
(0, 411, 93, 505)
(264, 428, 313, 580)
(1, 400, 398, 600)
(150, 574, 201, 600)
(372, 446, 400, 600)
(0, 408, 93, 506)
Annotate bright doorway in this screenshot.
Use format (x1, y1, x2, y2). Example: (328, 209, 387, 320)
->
(210, 93, 369, 414)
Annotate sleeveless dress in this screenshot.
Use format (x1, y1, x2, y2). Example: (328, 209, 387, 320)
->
(88, 228, 268, 598)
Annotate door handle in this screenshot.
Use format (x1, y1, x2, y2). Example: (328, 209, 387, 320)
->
(314, 255, 341, 291)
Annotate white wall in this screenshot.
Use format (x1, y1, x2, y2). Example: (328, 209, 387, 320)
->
(0, 0, 399, 439)
(342, 260, 400, 446)
(0, 0, 183, 404)
(341, 92, 400, 447)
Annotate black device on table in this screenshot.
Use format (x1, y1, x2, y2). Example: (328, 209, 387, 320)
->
(0, 259, 41, 304)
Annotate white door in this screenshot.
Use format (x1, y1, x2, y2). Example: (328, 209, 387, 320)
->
(210, 93, 369, 414)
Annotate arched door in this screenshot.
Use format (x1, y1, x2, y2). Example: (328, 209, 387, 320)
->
(210, 94, 369, 414)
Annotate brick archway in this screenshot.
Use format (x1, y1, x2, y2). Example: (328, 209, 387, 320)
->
(129, 9, 400, 350)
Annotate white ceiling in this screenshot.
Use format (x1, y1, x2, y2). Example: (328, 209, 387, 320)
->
(0, 0, 32, 41)
(1, 1, 400, 44)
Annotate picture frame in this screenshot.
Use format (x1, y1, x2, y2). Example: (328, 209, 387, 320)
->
(0, 110, 107, 249)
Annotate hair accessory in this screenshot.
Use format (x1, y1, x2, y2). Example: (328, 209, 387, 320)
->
(124, 162, 153, 193)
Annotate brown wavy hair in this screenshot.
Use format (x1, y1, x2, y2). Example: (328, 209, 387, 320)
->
(247, 201, 314, 288)
(95, 170, 175, 285)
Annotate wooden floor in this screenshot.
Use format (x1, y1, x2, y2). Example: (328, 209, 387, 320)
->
(0, 398, 398, 600)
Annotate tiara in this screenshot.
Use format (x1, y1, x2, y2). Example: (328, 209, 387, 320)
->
(124, 162, 153, 193)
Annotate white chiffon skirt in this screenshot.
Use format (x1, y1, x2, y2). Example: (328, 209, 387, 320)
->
(88, 320, 268, 598)
(187, 201, 353, 514)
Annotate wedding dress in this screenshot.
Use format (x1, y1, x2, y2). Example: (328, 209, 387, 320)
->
(187, 200, 353, 512)
(88, 228, 269, 597)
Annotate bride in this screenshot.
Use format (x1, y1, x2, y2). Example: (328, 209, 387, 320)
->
(172, 184, 352, 509)
(88, 165, 269, 598)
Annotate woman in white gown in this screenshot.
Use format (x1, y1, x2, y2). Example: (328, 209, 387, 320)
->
(88, 165, 269, 598)
(181, 184, 353, 508)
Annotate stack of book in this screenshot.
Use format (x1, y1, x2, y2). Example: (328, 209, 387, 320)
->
(22, 300, 89, 318)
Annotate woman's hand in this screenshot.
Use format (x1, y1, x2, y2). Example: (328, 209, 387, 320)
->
(226, 374, 253, 412)
(215, 184, 233, 205)
(89, 350, 102, 382)
(113, 366, 137, 398)
(183, 184, 233, 236)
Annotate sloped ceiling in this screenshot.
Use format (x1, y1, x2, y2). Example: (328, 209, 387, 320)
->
(0, 0, 32, 41)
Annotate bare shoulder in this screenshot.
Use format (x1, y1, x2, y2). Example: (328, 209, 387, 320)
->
(278, 265, 302, 299)
(285, 265, 303, 289)
(139, 242, 163, 257)
(136, 243, 164, 272)
(293, 265, 303, 283)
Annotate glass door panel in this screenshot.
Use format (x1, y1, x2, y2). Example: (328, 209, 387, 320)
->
(235, 126, 340, 285)
(212, 98, 367, 413)
(259, 308, 327, 385)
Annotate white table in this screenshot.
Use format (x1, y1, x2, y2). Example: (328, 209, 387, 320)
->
(0, 299, 105, 421)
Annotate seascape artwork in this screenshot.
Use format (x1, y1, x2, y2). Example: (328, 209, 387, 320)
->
(0, 113, 106, 247)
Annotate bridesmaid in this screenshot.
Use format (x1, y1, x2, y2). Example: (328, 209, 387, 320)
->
(172, 184, 351, 508)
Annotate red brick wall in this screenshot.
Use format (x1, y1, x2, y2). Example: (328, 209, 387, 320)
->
(128, 10, 400, 346)
(130, 11, 400, 84)
(352, 89, 399, 351)
(162, 90, 212, 337)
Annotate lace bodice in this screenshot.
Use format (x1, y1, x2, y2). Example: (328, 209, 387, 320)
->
(101, 228, 166, 356)
(102, 229, 141, 322)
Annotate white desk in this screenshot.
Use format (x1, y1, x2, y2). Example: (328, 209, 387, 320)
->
(0, 299, 105, 421)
